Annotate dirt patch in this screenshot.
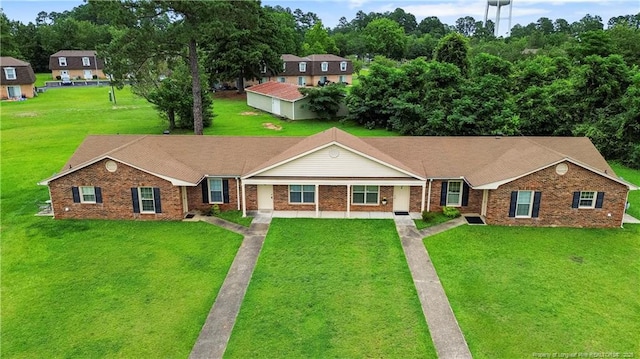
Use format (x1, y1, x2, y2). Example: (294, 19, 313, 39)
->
(241, 111, 259, 116)
(14, 112, 38, 118)
(262, 122, 282, 131)
(213, 91, 247, 100)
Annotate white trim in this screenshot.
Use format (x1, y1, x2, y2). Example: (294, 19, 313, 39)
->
(236, 177, 241, 211)
(473, 158, 638, 190)
(346, 184, 351, 218)
(481, 189, 488, 216)
(242, 141, 425, 180)
(315, 184, 320, 217)
(138, 187, 156, 213)
(82, 57, 91, 66)
(578, 191, 597, 209)
(321, 62, 328, 72)
(340, 61, 347, 71)
(426, 179, 432, 212)
(4, 67, 16, 80)
(242, 178, 423, 186)
(38, 156, 196, 186)
(446, 180, 463, 207)
(515, 190, 534, 218)
(79, 186, 96, 203)
(299, 62, 306, 72)
(58, 57, 67, 66)
(241, 182, 247, 217)
(352, 185, 379, 205)
(208, 178, 224, 204)
(421, 183, 426, 213)
(181, 186, 189, 213)
(288, 184, 316, 204)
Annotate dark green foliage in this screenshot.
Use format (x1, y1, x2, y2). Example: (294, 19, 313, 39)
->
(422, 210, 436, 222)
(434, 32, 470, 75)
(298, 83, 346, 119)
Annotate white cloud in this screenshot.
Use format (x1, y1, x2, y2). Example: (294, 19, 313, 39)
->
(348, 0, 369, 9)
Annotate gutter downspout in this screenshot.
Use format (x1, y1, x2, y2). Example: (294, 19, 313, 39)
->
(621, 190, 630, 228)
(315, 184, 319, 217)
(235, 177, 240, 211)
(426, 179, 433, 212)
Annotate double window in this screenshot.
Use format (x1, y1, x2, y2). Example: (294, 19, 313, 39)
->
(4, 67, 16, 80)
(209, 178, 223, 203)
(446, 180, 462, 206)
(321, 62, 328, 72)
(58, 57, 67, 66)
(340, 61, 348, 71)
(82, 57, 91, 66)
(299, 62, 306, 72)
(290, 185, 315, 204)
(352, 185, 379, 205)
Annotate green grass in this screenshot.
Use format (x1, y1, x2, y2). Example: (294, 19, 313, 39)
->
(35, 73, 51, 87)
(610, 161, 640, 218)
(215, 210, 253, 227)
(1, 87, 245, 357)
(424, 225, 640, 358)
(414, 212, 454, 230)
(225, 219, 437, 358)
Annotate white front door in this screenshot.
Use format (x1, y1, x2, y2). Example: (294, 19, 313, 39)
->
(83, 70, 93, 79)
(257, 185, 273, 210)
(393, 186, 410, 212)
(271, 98, 281, 116)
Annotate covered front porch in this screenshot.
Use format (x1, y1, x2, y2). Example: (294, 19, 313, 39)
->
(247, 209, 424, 220)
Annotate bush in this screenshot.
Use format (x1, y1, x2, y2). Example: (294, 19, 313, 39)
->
(55, 75, 61, 80)
(92, 75, 98, 80)
(422, 210, 437, 222)
(209, 204, 220, 216)
(442, 206, 461, 218)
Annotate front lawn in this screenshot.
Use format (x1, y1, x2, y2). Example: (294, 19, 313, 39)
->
(424, 225, 640, 358)
(225, 219, 436, 358)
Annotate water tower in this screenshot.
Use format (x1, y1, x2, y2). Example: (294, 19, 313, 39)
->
(484, 0, 513, 36)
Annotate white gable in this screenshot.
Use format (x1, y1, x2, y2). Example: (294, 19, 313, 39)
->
(257, 144, 412, 178)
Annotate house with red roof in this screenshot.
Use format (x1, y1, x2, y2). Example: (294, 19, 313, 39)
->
(39, 128, 637, 228)
(246, 82, 347, 120)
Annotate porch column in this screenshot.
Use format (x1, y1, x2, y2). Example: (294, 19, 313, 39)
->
(426, 179, 433, 212)
(421, 182, 426, 213)
(481, 189, 488, 217)
(346, 184, 351, 218)
(315, 184, 320, 218)
(241, 182, 247, 217)
(235, 177, 241, 211)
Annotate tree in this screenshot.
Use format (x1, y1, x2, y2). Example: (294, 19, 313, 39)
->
(364, 18, 407, 60)
(93, 0, 236, 135)
(454, 16, 477, 37)
(301, 21, 338, 55)
(386, 8, 417, 34)
(536, 17, 555, 34)
(434, 32, 470, 75)
(406, 34, 437, 59)
(0, 11, 21, 58)
(417, 16, 447, 38)
(298, 84, 347, 119)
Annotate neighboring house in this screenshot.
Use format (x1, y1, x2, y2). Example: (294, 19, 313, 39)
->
(39, 128, 637, 228)
(246, 82, 347, 120)
(261, 54, 353, 87)
(49, 50, 106, 80)
(0, 57, 36, 99)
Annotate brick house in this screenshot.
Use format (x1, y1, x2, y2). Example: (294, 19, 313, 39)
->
(0, 57, 36, 99)
(39, 128, 637, 228)
(49, 50, 106, 80)
(260, 54, 353, 87)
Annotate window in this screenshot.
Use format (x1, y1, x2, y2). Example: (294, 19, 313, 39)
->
(80, 186, 96, 203)
(139, 187, 156, 213)
(82, 57, 91, 66)
(7, 86, 21, 98)
(321, 62, 328, 71)
(579, 191, 596, 208)
(282, 62, 286, 71)
(290, 185, 315, 204)
(299, 62, 306, 72)
(278, 77, 286, 83)
(58, 57, 67, 66)
(516, 191, 533, 217)
(261, 64, 267, 73)
(353, 185, 379, 205)
(446, 180, 462, 206)
(340, 61, 347, 71)
(4, 67, 16, 80)
(339, 75, 347, 83)
(298, 76, 306, 86)
(209, 178, 223, 203)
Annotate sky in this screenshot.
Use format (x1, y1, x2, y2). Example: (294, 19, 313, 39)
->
(2, 0, 639, 34)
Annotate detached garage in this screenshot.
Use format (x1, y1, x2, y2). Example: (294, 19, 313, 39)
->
(246, 82, 316, 120)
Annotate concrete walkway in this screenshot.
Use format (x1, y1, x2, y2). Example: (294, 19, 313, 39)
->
(395, 216, 473, 359)
(188, 214, 271, 359)
(623, 213, 640, 224)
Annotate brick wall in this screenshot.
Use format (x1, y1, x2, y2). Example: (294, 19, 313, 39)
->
(427, 180, 482, 214)
(186, 178, 240, 213)
(409, 186, 422, 212)
(486, 161, 627, 228)
(245, 185, 258, 210)
(320, 186, 347, 211)
(49, 159, 182, 220)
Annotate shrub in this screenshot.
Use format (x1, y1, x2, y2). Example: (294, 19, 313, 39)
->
(55, 75, 61, 80)
(442, 206, 461, 218)
(422, 210, 437, 222)
(209, 204, 221, 216)
(92, 75, 98, 80)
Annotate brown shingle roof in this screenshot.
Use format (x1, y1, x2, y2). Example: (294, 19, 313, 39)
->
(41, 128, 627, 189)
(49, 50, 105, 70)
(0, 57, 36, 86)
(246, 82, 305, 102)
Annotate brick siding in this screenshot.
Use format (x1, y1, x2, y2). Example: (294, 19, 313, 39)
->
(186, 178, 240, 213)
(486, 161, 627, 228)
(49, 159, 182, 220)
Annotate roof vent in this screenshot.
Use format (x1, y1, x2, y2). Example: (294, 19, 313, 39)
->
(556, 163, 568, 175)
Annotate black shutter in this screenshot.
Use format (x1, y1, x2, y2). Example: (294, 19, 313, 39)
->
(595, 192, 604, 208)
(153, 187, 162, 213)
(532, 191, 542, 218)
(461, 182, 470, 207)
(95, 187, 103, 203)
(508, 191, 518, 217)
(202, 179, 209, 203)
(572, 192, 580, 208)
(440, 182, 448, 206)
(131, 188, 140, 213)
(72, 186, 80, 203)
(223, 179, 230, 204)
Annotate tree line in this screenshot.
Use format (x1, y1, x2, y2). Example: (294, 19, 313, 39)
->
(0, 2, 638, 166)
